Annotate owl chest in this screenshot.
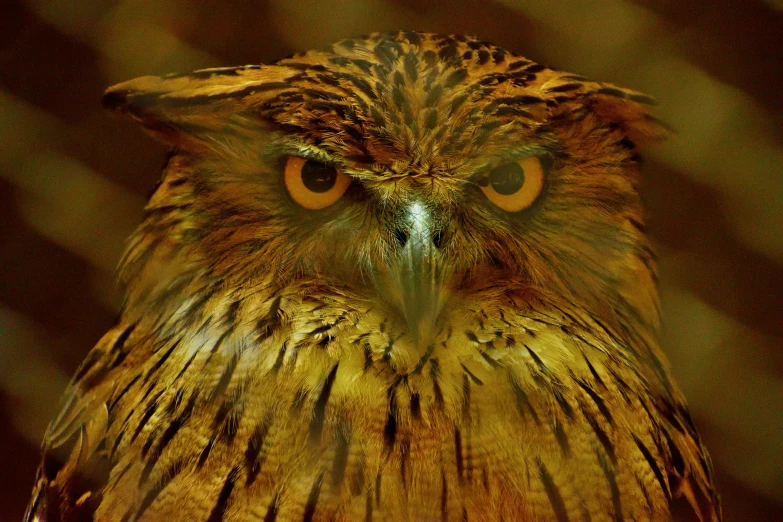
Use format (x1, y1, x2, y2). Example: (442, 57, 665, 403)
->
(99, 328, 669, 522)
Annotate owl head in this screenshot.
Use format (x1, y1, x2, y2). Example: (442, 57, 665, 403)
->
(104, 31, 667, 350)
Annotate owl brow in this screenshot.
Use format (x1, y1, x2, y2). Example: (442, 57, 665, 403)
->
(273, 140, 341, 166)
(466, 145, 557, 180)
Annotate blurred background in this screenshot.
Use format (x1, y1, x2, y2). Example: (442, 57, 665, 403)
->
(1, 0, 781, 520)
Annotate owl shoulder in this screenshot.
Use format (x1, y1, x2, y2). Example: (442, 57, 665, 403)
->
(25, 321, 147, 522)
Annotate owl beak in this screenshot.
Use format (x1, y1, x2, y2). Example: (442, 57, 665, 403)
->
(387, 202, 450, 347)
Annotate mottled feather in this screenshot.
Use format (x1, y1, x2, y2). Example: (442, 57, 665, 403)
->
(27, 31, 719, 522)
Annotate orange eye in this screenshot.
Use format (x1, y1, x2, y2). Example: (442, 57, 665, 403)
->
(478, 155, 547, 212)
(284, 156, 352, 210)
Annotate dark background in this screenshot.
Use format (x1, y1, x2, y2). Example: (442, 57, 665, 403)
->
(1, 0, 781, 520)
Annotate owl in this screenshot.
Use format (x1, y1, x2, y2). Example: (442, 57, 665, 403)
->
(26, 32, 721, 521)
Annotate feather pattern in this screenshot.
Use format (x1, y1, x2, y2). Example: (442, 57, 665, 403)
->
(27, 31, 719, 522)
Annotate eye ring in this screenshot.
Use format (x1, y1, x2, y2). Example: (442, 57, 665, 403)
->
(284, 156, 352, 210)
(478, 155, 547, 212)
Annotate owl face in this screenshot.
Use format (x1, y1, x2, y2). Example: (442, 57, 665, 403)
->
(107, 31, 665, 349)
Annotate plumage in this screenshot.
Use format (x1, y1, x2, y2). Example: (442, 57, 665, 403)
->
(27, 31, 720, 521)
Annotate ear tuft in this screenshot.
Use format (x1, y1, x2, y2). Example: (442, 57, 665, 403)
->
(101, 88, 132, 112)
(102, 65, 301, 147)
(589, 93, 671, 147)
(542, 73, 670, 149)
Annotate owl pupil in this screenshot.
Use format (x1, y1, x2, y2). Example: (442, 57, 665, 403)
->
(301, 161, 337, 193)
(489, 163, 525, 195)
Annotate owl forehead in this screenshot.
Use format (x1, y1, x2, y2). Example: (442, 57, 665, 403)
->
(261, 32, 555, 178)
(105, 32, 654, 180)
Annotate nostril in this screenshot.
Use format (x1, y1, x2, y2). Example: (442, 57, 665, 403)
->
(394, 229, 408, 247)
(432, 231, 443, 249)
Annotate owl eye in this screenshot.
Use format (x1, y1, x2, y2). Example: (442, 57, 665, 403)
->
(477, 155, 547, 212)
(284, 156, 352, 210)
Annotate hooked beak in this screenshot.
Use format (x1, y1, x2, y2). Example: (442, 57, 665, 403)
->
(386, 202, 450, 347)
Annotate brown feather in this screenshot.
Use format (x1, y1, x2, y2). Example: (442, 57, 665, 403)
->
(27, 31, 720, 522)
